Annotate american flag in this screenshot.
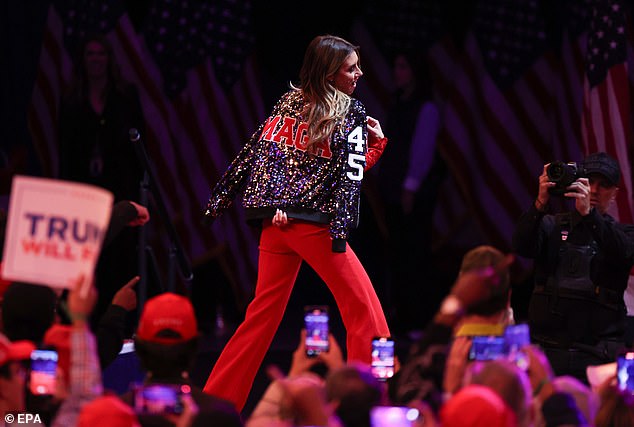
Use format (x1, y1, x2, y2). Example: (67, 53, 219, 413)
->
(352, 1, 445, 123)
(365, 0, 589, 252)
(581, 0, 634, 314)
(133, 0, 264, 307)
(353, 0, 634, 255)
(426, 0, 592, 252)
(27, 0, 265, 306)
(582, 0, 634, 223)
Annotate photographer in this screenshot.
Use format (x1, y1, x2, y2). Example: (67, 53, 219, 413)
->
(512, 152, 634, 383)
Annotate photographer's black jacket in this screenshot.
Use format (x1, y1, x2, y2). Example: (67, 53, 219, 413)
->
(513, 205, 634, 344)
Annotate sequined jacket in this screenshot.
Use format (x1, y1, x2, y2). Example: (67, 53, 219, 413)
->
(204, 90, 386, 252)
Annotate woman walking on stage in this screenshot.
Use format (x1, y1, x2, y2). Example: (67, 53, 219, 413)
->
(201, 34, 391, 411)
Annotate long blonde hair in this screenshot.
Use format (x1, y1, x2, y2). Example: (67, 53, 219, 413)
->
(297, 35, 359, 148)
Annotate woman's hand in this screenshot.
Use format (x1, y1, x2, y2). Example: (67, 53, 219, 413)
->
(367, 116, 384, 139)
(272, 209, 289, 227)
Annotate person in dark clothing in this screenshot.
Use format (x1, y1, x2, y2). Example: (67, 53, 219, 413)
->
(376, 50, 446, 335)
(58, 33, 144, 201)
(58, 33, 145, 328)
(512, 152, 634, 382)
(1, 282, 57, 344)
(2, 276, 137, 372)
(121, 292, 242, 427)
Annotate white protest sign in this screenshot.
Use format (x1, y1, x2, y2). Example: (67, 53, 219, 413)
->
(1, 176, 113, 290)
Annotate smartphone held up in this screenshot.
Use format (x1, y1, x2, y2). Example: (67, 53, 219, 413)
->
(133, 383, 191, 415)
(304, 306, 329, 357)
(370, 406, 420, 427)
(371, 337, 395, 381)
(29, 349, 58, 396)
(467, 324, 531, 371)
(617, 351, 634, 394)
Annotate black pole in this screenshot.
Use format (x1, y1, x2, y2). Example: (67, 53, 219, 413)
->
(137, 170, 149, 317)
(129, 128, 193, 294)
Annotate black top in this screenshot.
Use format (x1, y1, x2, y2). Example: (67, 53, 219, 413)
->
(512, 205, 634, 344)
(378, 92, 423, 203)
(59, 84, 144, 201)
(59, 85, 145, 327)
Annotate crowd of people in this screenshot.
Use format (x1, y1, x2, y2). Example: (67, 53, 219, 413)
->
(0, 30, 633, 426)
(0, 234, 632, 426)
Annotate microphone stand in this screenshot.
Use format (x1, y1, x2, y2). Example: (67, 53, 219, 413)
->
(129, 128, 193, 311)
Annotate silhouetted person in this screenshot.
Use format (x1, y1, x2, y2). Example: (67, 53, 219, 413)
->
(58, 34, 145, 328)
(377, 50, 445, 335)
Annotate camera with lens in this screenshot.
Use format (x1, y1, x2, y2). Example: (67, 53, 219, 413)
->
(546, 161, 586, 196)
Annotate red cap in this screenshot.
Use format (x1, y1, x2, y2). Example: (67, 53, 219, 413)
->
(136, 293, 197, 344)
(440, 385, 517, 427)
(79, 395, 139, 427)
(0, 333, 35, 367)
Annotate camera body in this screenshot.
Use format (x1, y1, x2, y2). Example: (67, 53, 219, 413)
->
(547, 161, 585, 196)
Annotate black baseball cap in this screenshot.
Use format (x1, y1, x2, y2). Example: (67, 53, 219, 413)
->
(583, 152, 620, 186)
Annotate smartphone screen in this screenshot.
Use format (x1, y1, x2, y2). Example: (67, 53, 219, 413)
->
(468, 336, 507, 361)
(504, 324, 530, 347)
(504, 324, 530, 370)
(134, 384, 191, 415)
(371, 337, 395, 381)
(29, 349, 58, 395)
(370, 406, 420, 427)
(617, 352, 634, 394)
(304, 306, 329, 357)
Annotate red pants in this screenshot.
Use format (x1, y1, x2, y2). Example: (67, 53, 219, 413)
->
(203, 220, 390, 411)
